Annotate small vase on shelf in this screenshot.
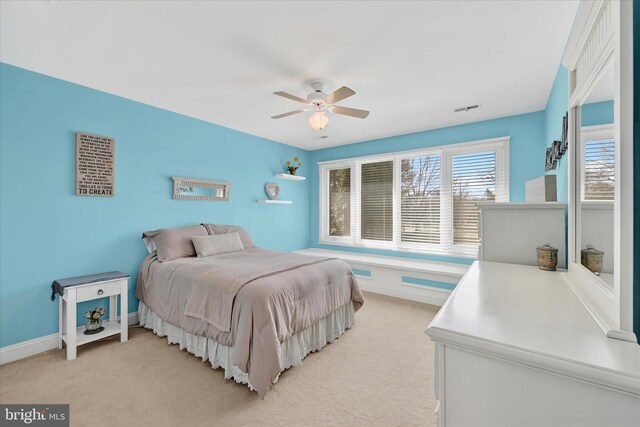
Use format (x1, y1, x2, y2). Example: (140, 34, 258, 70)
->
(84, 307, 105, 335)
(85, 319, 103, 334)
(285, 157, 302, 176)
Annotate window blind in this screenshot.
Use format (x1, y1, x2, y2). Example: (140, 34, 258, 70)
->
(400, 155, 441, 244)
(451, 151, 496, 244)
(360, 161, 393, 241)
(583, 138, 615, 201)
(329, 168, 351, 236)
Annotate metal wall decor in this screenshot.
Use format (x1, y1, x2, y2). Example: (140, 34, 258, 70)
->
(171, 176, 231, 201)
(545, 112, 569, 171)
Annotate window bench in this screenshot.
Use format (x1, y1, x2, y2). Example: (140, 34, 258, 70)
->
(295, 248, 470, 306)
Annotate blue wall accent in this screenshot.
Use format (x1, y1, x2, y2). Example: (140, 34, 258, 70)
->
(0, 63, 310, 347)
(582, 101, 614, 127)
(308, 111, 546, 263)
(401, 276, 456, 291)
(351, 268, 372, 278)
(544, 64, 569, 202)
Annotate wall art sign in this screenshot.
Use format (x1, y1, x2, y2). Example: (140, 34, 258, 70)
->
(76, 132, 115, 197)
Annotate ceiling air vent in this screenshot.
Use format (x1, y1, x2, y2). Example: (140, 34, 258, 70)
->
(454, 104, 480, 113)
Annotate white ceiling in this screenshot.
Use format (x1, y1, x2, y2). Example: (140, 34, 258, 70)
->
(0, 1, 579, 150)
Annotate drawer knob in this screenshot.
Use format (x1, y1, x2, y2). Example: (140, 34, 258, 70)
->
(97, 289, 104, 295)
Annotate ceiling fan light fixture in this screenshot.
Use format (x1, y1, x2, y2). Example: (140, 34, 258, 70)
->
(308, 111, 329, 130)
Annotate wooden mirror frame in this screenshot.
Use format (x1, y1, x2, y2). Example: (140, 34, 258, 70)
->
(562, 0, 634, 341)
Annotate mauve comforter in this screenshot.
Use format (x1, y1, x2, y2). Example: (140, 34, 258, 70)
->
(135, 248, 363, 398)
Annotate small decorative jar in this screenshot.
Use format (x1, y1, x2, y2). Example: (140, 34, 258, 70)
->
(84, 306, 106, 335)
(581, 245, 604, 276)
(85, 318, 103, 333)
(536, 244, 558, 271)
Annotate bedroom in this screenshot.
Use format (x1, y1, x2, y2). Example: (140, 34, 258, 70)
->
(0, 1, 638, 426)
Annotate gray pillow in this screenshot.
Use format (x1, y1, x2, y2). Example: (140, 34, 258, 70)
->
(202, 224, 256, 248)
(192, 232, 245, 257)
(142, 224, 208, 262)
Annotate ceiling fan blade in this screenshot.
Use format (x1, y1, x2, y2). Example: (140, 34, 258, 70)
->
(273, 91, 311, 104)
(271, 109, 306, 119)
(331, 106, 370, 119)
(323, 86, 356, 104)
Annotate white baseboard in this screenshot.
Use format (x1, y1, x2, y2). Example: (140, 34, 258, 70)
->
(359, 281, 450, 307)
(0, 311, 138, 365)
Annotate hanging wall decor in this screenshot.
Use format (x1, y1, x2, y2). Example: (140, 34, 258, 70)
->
(545, 147, 556, 171)
(264, 182, 280, 200)
(76, 132, 115, 197)
(544, 112, 569, 171)
(171, 176, 232, 201)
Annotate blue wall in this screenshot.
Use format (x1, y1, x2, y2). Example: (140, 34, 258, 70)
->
(0, 63, 310, 347)
(308, 111, 546, 264)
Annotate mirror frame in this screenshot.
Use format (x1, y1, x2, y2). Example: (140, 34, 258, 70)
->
(563, 0, 635, 341)
(171, 176, 232, 201)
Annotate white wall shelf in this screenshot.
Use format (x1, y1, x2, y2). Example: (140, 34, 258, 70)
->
(257, 199, 292, 204)
(275, 173, 306, 181)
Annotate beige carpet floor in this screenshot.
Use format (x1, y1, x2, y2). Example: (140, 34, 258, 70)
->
(1, 292, 438, 427)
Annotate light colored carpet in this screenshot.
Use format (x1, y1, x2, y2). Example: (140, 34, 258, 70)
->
(0, 292, 438, 426)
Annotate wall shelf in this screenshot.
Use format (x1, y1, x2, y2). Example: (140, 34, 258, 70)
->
(257, 200, 292, 204)
(275, 173, 306, 181)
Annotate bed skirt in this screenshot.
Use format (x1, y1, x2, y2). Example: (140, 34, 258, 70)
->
(138, 301, 356, 390)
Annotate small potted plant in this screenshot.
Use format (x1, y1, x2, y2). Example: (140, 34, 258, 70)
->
(84, 306, 106, 334)
(286, 157, 302, 175)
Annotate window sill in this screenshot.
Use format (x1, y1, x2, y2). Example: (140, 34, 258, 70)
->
(316, 239, 478, 260)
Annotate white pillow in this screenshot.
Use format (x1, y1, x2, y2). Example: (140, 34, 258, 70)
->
(192, 232, 245, 258)
(142, 236, 157, 254)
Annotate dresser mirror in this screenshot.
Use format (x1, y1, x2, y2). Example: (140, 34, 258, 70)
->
(576, 61, 614, 289)
(564, 0, 634, 341)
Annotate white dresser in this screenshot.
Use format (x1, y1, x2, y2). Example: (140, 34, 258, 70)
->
(425, 261, 640, 427)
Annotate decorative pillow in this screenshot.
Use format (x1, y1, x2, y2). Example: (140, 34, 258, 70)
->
(202, 224, 256, 248)
(142, 224, 208, 262)
(192, 233, 245, 257)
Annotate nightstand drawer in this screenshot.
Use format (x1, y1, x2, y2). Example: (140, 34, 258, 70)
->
(76, 280, 122, 303)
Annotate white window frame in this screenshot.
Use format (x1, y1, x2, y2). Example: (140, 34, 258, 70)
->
(318, 136, 510, 258)
(319, 160, 355, 244)
(579, 124, 614, 202)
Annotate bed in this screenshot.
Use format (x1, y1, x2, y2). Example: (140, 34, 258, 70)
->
(135, 223, 364, 398)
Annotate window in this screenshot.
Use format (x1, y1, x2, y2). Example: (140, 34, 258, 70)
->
(361, 161, 393, 241)
(319, 137, 509, 257)
(452, 151, 496, 244)
(400, 155, 441, 244)
(581, 125, 614, 201)
(329, 168, 351, 236)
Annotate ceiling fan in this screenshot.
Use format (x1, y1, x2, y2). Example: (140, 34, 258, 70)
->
(271, 82, 370, 130)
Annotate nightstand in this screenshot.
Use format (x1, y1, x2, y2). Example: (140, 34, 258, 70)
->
(52, 272, 129, 360)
